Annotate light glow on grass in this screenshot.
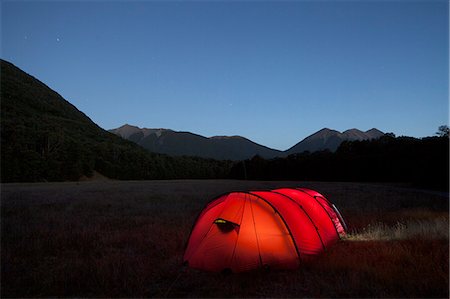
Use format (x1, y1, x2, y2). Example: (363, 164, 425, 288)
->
(346, 218, 449, 241)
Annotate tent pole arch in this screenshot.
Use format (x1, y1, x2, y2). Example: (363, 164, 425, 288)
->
(331, 203, 348, 232)
(296, 188, 347, 231)
(246, 191, 302, 264)
(248, 193, 264, 267)
(271, 190, 326, 251)
(296, 189, 341, 239)
(229, 195, 248, 269)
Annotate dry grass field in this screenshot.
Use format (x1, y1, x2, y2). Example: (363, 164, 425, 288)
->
(1, 180, 448, 298)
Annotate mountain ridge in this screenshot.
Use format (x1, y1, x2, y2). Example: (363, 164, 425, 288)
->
(110, 124, 282, 161)
(110, 124, 385, 160)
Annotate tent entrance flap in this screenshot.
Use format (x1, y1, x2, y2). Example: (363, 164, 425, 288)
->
(214, 218, 239, 233)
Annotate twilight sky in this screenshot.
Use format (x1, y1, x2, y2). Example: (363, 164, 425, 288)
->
(1, 0, 448, 150)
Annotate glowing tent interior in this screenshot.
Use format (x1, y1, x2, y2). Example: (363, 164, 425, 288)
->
(183, 188, 347, 273)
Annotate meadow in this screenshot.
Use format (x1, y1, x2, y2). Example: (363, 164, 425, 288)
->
(1, 180, 448, 298)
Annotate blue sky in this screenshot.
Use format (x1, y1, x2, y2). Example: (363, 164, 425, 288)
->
(2, 0, 448, 150)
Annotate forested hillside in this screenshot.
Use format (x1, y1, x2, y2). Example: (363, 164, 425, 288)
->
(0, 59, 232, 182)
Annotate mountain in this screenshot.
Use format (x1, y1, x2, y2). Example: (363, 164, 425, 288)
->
(110, 125, 385, 160)
(0, 59, 231, 182)
(285, 128, 385, 155)
(109, 124, 282, 160)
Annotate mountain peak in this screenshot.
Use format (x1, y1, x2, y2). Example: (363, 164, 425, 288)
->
(312, 128, 340, 137)
(343, 128, 363, 133)
(342, 128, 368, 140)
(317, 127, 337, 133)
(121, 123, 138, 129)
(365, 128, 385, 139)
(111, 124, 142, 139)
(286, 127, 385, 154)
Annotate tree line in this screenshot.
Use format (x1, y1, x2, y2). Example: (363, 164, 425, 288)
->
(2, 125, 448, 190)
(229, 133, 449, 190)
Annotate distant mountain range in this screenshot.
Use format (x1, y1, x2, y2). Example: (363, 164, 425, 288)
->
(109, 125, 283, 161)
(110, 124, 385, 160)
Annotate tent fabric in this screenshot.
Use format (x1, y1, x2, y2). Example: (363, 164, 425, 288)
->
(183, 188, 346, 272)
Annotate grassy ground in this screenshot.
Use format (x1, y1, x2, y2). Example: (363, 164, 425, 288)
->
(1, 180, 448, 298)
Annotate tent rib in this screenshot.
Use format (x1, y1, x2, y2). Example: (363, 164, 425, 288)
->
(313, 196, 341, 238)
(248, 194, 263, 268)
(247, 192, 302, 264)
(332, 203, 348, 232)
(229, 195, 247, 270)
(186, 218, 216, 264)
(296, 189, 341, 239)
(271, 190, 326, 251)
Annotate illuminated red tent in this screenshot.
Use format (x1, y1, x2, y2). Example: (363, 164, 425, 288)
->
(183, 188, 347, 272)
